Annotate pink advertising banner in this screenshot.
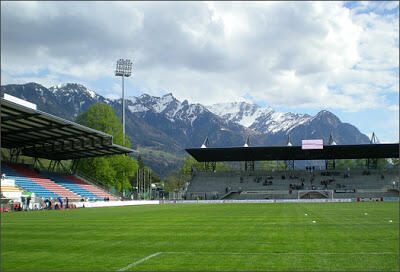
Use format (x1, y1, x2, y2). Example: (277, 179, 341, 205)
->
(302, 139, 324, 150)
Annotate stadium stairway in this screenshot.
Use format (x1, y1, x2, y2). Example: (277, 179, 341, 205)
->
(1, 163, 59, 199)
(61, 175, 118, 201)
(41, 172, 103, 201)
(5, 163, 80, 199)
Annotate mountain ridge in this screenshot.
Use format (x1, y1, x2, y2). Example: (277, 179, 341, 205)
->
(206, 101, 313, 134)
(1, 82, 371, 176)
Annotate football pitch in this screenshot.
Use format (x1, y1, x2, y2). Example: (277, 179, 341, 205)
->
(1, 202, 399, 271)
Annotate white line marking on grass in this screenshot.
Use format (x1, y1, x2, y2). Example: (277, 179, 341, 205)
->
(117, 252, 161, 271)
(162, 251, 396, 255)
(117, 251, 397, 270)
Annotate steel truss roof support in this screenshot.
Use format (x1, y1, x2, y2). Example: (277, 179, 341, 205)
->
(1, 98, 136, 160)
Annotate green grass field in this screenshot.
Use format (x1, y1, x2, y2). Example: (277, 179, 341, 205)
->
(1, 202, 399, 271)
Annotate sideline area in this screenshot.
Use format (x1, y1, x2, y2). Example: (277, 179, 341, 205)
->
(73, 196, 400, 209)
(74, 200, 159, 208)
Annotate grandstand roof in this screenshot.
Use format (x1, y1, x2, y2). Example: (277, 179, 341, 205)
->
(186, 143, 399, 162)
(1, 98, 135, 160)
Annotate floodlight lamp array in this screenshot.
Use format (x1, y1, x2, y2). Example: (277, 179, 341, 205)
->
(115, 59, 132, 77)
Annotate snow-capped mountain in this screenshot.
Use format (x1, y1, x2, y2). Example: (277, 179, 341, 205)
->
(207, 102, 312, 134)
(207, 102, 370, 146)
(48, 83, 109, 118)
(207, 102, 272, 127)
(115, 93, 254, 149)
(1, 82, 372, 176)
(49, 83, 98, 99)
(125, 93, 211, 126)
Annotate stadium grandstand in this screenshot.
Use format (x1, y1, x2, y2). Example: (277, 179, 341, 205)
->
(1, 95, 135, 212)
(1, 93, 399, 211)
(185, 136, 399, 201)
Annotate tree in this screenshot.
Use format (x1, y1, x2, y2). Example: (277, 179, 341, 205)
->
(336, 159, 355, 169)
(137, 155, 145, 169)
(181, 156, 203, 176)
(164, 169, 186, 192)
(180, 156, 232, 176)
(74, 103, 138, 192)
(355, 159, 366, 167)
(377, 158, 389, 168)
(216, 162, 231, 171)
(76, 103, 129, 146)
(257, 160, 285, 170)
(163, 176, 177, 192)
(161, 156, 201, 192)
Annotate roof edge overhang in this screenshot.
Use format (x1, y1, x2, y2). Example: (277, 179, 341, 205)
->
(1, 97, 138, 160)
(186, 143, 400, 162)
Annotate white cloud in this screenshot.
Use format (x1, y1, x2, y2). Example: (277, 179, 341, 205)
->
(105, 93, 120, 100)
(388, 105, 399, 111)
(112, 83, 121, 93)
(0, 71, 59, 88)
(1, 1, 398, 113)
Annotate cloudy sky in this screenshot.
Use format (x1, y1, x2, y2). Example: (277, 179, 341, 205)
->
(1, 1, 399, 142)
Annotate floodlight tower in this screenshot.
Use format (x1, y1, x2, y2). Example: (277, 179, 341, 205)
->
(115, 59, 132, 146)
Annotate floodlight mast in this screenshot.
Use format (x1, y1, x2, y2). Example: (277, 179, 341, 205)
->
(115, 59, 132, 146)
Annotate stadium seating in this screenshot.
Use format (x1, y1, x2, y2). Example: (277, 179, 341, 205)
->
(3, 163, 80, 199)
(2, 163, 60, 199)
(2, 162, 119, 201)
(186, 168, 398, 200)
(41, 172, 103, 201)
(60, 175, 118, 201)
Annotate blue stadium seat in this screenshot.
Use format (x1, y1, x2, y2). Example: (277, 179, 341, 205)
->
(1, 163, 60, 199)
(41, 172, 102, 200)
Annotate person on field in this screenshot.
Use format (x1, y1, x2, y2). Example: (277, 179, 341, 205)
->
(58, 197, 63, 209)
(26, 196, 31, 211)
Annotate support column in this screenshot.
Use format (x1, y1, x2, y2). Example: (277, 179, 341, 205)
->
(71, 159, 80, 174)
(243, 161, 254, 171)
(366, 158, 377, 169)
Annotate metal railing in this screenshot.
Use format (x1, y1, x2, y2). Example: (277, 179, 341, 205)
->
(75, 170, 122, 199)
